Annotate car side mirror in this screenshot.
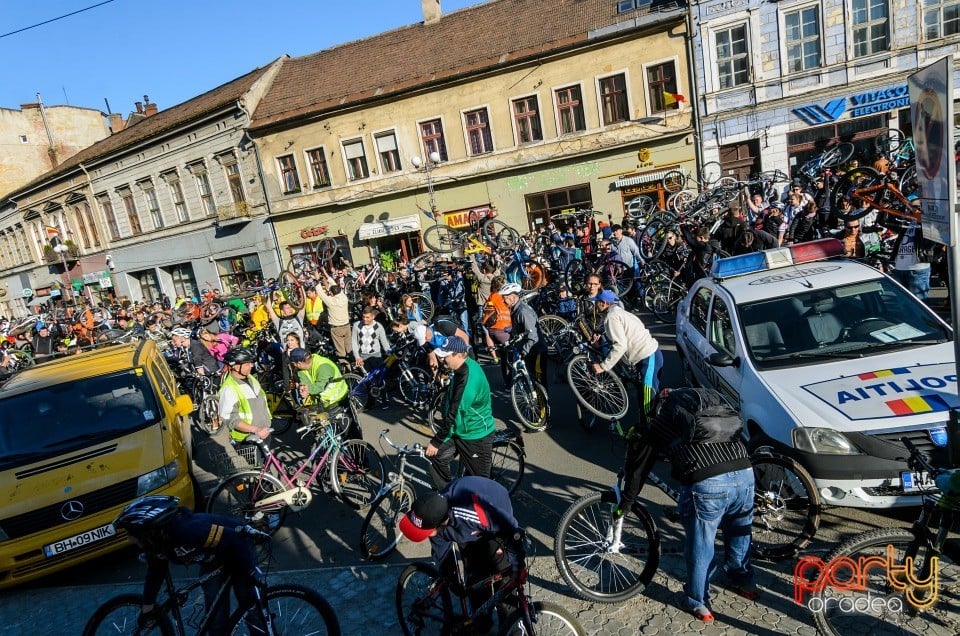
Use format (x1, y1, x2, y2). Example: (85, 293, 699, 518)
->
(174, 394, 194, 417)
(708, 352, 739, 368)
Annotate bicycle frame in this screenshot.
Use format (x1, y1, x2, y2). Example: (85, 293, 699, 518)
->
(249, 425, 346, 512)
(849, 181, 921, 223)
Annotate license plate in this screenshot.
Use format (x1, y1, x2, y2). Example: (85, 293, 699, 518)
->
(43, 523, 117, 558)
(901, 471, 936, 493)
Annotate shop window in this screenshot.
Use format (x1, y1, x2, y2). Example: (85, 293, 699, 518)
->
(132, 269, 160, 303)
(647, 62, 680, 113)
(342, 138, 369, 181)
(512, 96, 543, 144)
(277, 154, 301, 193)
(923, 0, 960, 39)
(289, 236, 353, 269)
(374, 131, 402, 173)
(786, 115, 885, 174)
(599, 74, 630, 124)
(852, 0, 889, 57)
(716, 24, 750, 88)
(525, 184, 591, 233)
(306, 148, 331, 188)
(216, 254, 264, 295)
(169, 264, 197, 299)
(784, 7, 821, 73)
(419, 119, 448, 161)
(555, 85, 586, 134)
(464, 108, 494, 155)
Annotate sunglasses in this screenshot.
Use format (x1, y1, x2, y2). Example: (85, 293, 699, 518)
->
(845, 225, 860, 230)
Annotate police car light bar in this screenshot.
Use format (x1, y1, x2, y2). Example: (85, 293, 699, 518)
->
(711, 238, 844, 279)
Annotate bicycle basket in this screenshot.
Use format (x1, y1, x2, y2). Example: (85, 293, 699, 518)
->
(212, 442, 263, 475)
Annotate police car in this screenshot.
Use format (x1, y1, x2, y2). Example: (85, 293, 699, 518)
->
(675, 238, 954, 508)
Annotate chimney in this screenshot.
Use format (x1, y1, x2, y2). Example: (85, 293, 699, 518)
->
(145, 103, 158, 117)
(109, 113, 125, 133)
(135, 101, 143, 114)
(422, 0, 441, 24)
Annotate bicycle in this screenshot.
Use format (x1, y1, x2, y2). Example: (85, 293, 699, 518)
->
(809, 438, 960, 636)
(359, 429, 525, 561)
(497, 341, 549, 432)
(553, 440, 821, 603)
(82, 525, 341, 636)
(397, 541, 584, 636)
(831, 166, 921, 226)
(342, 337, 434, 412)
(205, 410, 385, 522)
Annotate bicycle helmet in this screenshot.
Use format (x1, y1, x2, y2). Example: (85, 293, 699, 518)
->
(499, 283, 522, 296)
(223, 346, 256, 366)
(113, 495, 183, 549)
(170, 327, 192, 339)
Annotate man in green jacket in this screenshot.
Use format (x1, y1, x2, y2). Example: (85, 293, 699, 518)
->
(290, 347, 348, 410)
(426, 336, 495, 488)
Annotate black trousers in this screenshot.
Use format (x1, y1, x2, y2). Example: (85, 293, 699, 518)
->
(429, 433, 494, 489)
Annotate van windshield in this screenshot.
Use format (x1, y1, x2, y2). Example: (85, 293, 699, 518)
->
(0, 370, 161, 468)
(737, 277, 952, 369)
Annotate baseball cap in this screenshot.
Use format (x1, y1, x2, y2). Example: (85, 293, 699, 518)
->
(289, 347, 310, 363)
(500, 283, 522, 296)
(590, 290, 619, 304)
(434, 335, 468, 358)
(398, 493, 449, 543)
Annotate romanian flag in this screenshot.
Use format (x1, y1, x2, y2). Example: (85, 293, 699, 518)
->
(858, 368, 910, 380)
(44, 226, 60, 238)
(886, 394, 951, 415)
(662, 91, 685, 107)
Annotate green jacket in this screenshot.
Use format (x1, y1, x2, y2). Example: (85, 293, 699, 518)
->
(432, 357, 495, 444)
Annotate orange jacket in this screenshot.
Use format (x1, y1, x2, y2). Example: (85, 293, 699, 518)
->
(482, 293, 512, 331)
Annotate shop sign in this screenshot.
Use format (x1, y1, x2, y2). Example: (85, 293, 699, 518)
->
(21, 288, 33, 298)
(442, 205, 498, 230)
(99, 276, 113, 289)
(793, 84, 909, 126)
(357, 214, 421, 241)
(50, 289, 61, 298)
(300, 225, 329, 239)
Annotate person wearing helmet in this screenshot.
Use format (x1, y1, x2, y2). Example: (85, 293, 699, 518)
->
(499, 283, 547, 394)
(113, 495, 265, 633)
(218, 347, 271, 444)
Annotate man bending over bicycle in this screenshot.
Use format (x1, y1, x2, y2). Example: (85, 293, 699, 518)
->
(399, 476, 527, 628)
(114, 495, 266, 635)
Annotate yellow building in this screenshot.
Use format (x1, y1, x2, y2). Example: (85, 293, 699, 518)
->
(250, 0, 696, 267)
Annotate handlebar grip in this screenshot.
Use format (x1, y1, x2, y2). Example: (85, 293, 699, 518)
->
(235, 525, 271, 541)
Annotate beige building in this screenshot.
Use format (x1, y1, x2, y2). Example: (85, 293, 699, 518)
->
(249, 0, 696, 267)
(0, 102, 109, 199)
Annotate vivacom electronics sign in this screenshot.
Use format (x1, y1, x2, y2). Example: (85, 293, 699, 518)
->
(793, 85, 909, 126)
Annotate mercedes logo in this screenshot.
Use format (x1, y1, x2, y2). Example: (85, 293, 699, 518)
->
(60, 500, 84, 521)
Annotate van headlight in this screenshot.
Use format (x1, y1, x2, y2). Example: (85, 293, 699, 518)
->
(137, 460, 180, 495)
(793, 428, 859, 454)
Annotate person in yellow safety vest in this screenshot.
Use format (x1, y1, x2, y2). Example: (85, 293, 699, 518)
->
(303, 286, 326, 345)
(218, 347, 272, 443)
(289, 347, 348, 409)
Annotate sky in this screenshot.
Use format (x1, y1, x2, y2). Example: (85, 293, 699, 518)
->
(0, 0, 483, 114)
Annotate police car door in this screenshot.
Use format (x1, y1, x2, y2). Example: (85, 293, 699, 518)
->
(704, 294, 742, 405)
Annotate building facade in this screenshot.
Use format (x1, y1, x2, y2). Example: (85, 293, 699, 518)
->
(691, 0, 960, 178)
(249, 0, 697, 267)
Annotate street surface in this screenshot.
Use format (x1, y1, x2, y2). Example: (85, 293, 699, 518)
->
(0, 311, 929, 634)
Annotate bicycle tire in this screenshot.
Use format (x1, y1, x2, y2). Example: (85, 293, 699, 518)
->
(566, 354, 629, 420)
(537, 314, 569, 360)
(343, 278, 362, 305)
(651, 291, 679, 324)
(831, 167, 882, 220)
(482, 219, 519, 250)
(427, 393, 445, 437)
(489, 438, 525, 495)
(519, 261, 546, 291)
(398, 366, 433, 408)
(700, 161, 723, 186)
(898, 164, 919, 199)
(750, 452, 820, 561)
(316, 237, 339, 265)
(411, 252, 443, 272)
(810, 528, 960, 636)
(667, 189, 696, 214)
(83, 593, 174, 636)
(554, 492, 660, 603)
(564, 259, 588, 296)
(206, 471, 288, 530)
(600, 260, 635, 297)
(422, 224, 460, 254)
(396, 562, 453, 636)
(195, 394, 221, 435)
(510, 377, 549, 432)
(343, 372, 370, 412)
(228, 584, 341, 636)
(329, 439, 385, 510)
(625, 195, 657, 220)
(874, 128, 905, 154)
(277, 271, 305, 311)
(821, 142, 856, 168)
(661, 169, 686, 193)
(500, 600, 585, 636)
(199, 301, 221, 323)
(359, 482, 416, 560)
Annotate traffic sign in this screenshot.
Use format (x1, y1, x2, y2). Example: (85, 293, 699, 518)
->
(22, 288, 33, 298)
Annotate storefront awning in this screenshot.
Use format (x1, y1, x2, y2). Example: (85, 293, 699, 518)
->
(358, 214, 422, 241)
(614, 170, 671, 188)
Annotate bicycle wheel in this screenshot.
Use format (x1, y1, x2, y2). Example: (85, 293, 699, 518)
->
(625, 195, 657, 220)
(316, 237, 339, 265)
(602, 260, 635, 298)
(810, 528, 960, 636)
(554, 492, 660, 603)
(83, 594, 174, 636)
(359, 482, 415, 560)
(490, 439, 524, 495)
(510, 377, 549, 432)
(206, 471, 288, 530)
(898, 163, 920, 199)
(343, 372, 371, 412)
(874, 128, 905, 154)
(397, 562, 453, 636)
(194, 394, 221, 435)
(229, 584, 341, 636)
(564, 259, 588, 296)
(537, 314, 569, 360)
(667, 190, 696, 214)
(520, 261, 546, 291)
(199, 301, 221, 323)
(277, 270, 305, 311)
(661, 169, 686, 193)
(500, 600, 585, 636)
(343, 278, 362, 305)
(831, 167, 881, 220)
(408, 292, 435, 322)
(750, 453, 820, 561)
(566, 354, 629, 421)
(482, 219, 519, 250)
(651, 291, 679, 324)
(422, 224, 459, 253)
(398, 366, 434, 408)
(700, 161, 722, 186)
(427, 393, 445, 436)
(329, 439, 385, 510)
(638, 219, 669, 261)
(821, 142, 856, 168)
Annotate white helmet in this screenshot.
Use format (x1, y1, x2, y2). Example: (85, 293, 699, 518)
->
(499, 283, 522, 296)
(171, 327, 191, 339)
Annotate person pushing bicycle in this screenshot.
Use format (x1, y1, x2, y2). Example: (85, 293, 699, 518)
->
(113, 495, 267, 635)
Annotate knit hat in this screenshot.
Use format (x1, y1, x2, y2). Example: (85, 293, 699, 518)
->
(398, 493, 449, 542)
(434, 335, 469, 358)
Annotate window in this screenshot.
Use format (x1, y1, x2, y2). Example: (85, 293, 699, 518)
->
(555, 86, 586, 134)
(463, 108, 494, 155)
(708, 297, 735, 355)
(141, 182, 164, 230)
(118, 189, 143, 236)
(525, 184, 591, 233)
(923, 0, 960, 39)
(83, 201, 101, 246)
(419, 119, 448, 161)
(194, 169, 217, 217)
(72, 204, 91, 249)
(224, 162, 246, 204)
(169, 263, 197, 299)
(617, 0, 650, 11)
(132, 269, 160, 303)
(289, 237, 353, 269)
(512, 96, 543, 143)
(307, 148, 331, 188)
(277, 154, 301, 193)
(689, 287, 711, 335)
(785, 8, 821, 72)
(167, 177, 189, 222)
(647, 61, 680, 113)
(599, 74, 630, 125)
(98, 195, 120, 240)
(374, 131, 402, 173)
(216, 254, 264, 295)
(852, 0, 889, 57)
(342, 138, 369, 180)
(716, 25, 750, 88)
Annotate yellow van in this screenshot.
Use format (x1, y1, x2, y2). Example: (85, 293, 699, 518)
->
(0, 339, 194, 588)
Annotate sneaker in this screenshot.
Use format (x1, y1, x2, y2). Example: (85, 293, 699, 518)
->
(727, 582, 760, 601)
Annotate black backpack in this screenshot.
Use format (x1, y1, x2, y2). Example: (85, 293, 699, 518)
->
(647, 387, 742, 449)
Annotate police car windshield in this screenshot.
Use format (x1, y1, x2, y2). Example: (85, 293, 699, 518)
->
(738, 277, 951, 368)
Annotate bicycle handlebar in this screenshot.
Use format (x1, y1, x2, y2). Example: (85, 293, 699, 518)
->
(378, 429, 426, 455)
(235, 524, 272, 542)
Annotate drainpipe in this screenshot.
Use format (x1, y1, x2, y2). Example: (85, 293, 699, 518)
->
(236, 100, 285, 277)
(684, 5, 705, 177)
(36, 93, 59, 167)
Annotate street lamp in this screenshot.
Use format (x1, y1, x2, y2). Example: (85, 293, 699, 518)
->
(52, 243, 76, 307)
(411, 150, 442, 224)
